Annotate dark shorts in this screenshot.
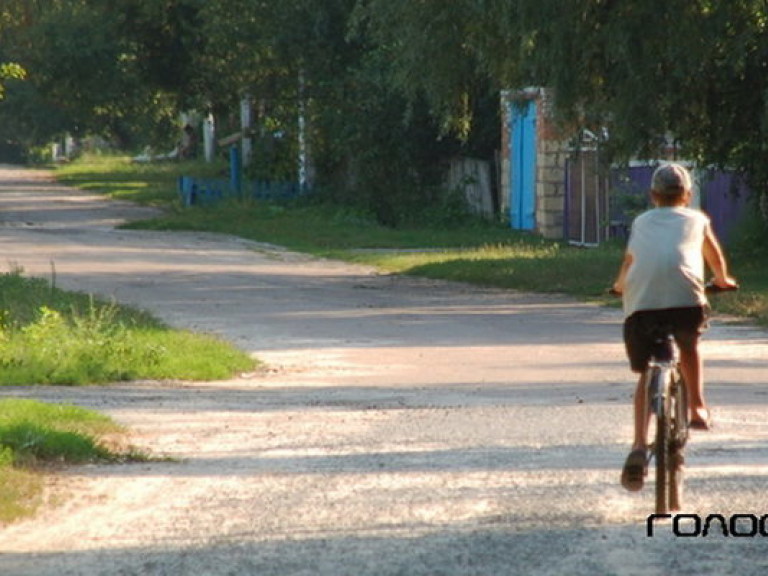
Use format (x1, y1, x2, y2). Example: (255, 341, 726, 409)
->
(623, 306, 708, 373)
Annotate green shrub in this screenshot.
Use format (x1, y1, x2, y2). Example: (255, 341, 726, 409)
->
(0, 399, 132, 524)
(0, 270, 256, 385)
(0, 423, 108, 465)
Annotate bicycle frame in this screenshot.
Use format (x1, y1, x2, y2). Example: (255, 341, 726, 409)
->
(645, 334, 689, 513)
(645, 336, 678, 419)
(610, 282, 737, 512)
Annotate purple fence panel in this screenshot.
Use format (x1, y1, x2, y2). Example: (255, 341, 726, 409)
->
(608, 166, 654, 239)
(699, 170, 750, 244)
(625, 166, 655, 192)
(609, 166, 750, 245)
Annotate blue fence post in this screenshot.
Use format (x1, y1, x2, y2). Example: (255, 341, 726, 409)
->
(230, 145, 242, 197)
(178, 176, 197, 207)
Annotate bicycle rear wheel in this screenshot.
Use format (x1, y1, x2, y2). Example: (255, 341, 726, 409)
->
(668, 446, 683, 512)
(668, 371, 688, 511)
(650, 367, 672, 514)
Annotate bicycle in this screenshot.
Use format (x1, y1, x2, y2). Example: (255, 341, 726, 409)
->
(644, 317, 687, 513)
(612, 282, 737, 513)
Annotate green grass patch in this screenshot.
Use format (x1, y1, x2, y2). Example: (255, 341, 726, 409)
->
(0, 398, 139, 524)
(710, 259, 768, 321)
(0, 269, 256, 385)
(56, 153, 227, 206)
(0, 399, 120, 465)
(127, 199, 525, 253)
(345, 241, 624, 297)
(55, 155, 529, 251)
(146, 199, 765, 323)
(54, 155, 768, 325)
(0, 463, 42, 525)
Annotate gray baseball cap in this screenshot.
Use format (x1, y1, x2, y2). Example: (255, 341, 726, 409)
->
(651, 163, 692, 194)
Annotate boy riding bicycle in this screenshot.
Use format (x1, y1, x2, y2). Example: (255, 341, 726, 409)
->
(612, 163, 738, 491)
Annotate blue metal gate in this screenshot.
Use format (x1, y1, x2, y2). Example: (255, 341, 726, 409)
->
(509, 100, 537, 230)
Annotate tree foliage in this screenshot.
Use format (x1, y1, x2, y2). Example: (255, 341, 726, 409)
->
(351, 1, 489, 137)
(2, 0, 768, 208)
(0, 63, 25, 99)
(493, 1, 768, 191)
(355, 1, 768, 194)
(532, 2, 768, 172)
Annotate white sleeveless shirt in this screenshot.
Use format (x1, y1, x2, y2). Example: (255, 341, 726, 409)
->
(623, 206, 710, 317)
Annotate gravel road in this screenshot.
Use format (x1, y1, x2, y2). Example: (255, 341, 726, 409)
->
(0, 166, 766, 575)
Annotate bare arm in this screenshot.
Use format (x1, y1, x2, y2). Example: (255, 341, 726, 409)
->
(612, 251, 633, 294)
(703, 226, 737, 288)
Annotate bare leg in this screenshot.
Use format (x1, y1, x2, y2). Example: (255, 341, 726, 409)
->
(632, 373, 650, 451)
(622, 373, 650, 490)
(679, 343, 709, 423)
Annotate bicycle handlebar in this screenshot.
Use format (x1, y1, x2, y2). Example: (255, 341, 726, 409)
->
(608, 282, 739, 297)
(704, 281, 739, 294)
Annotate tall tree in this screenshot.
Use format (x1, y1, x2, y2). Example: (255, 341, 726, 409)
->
(351, 0, 502, 139)
(1, 1, 151, 145)
(6, 0, 768, 210)
(481, 0, 768, 192)
(357, 0, 768, 197)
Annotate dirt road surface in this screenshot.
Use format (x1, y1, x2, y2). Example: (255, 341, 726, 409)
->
(0, 166, 766, 575)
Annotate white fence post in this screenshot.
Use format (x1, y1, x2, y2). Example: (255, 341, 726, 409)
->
(240, 96, 253, 166)
(203, 112, 216, 163)
(298, 69, 308, 189)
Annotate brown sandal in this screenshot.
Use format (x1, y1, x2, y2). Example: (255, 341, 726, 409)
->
(621, 449, 647, 492)
(690, 408, 712, 430)
(689, 418, 712, 431)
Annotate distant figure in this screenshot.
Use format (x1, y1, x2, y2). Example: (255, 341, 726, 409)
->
(179, 124, 198, 159)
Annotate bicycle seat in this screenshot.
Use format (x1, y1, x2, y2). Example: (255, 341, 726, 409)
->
(650, 334, 675, 363)
(643, 323, 675, 362)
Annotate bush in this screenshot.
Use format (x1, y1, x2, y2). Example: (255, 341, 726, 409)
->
(0, 269, 256, 385)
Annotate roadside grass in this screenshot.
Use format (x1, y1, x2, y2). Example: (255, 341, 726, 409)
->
(55, 153, 226, 206)
(344, 241, 624, 297)
(128, 198, 525, 252)
(0, 398, 144, 524)
(0, 268, 256, 385)
(54, 154, 768, 325)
